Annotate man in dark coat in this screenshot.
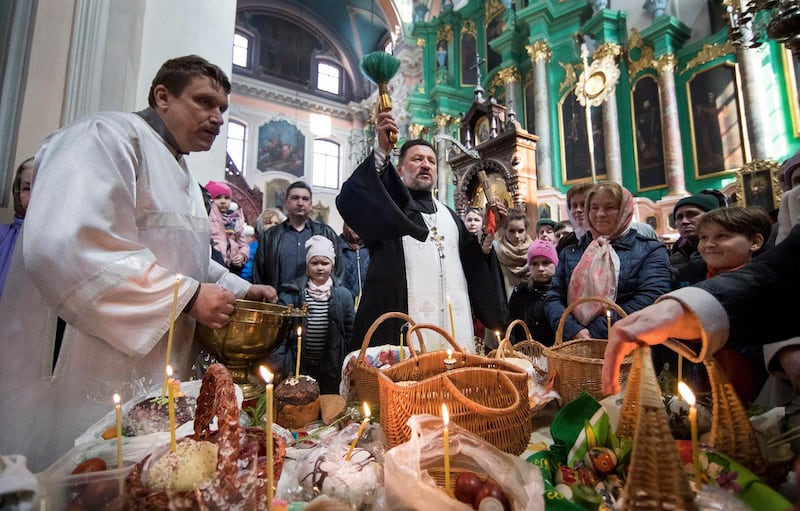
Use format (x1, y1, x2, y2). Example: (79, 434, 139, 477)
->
(253, 180, 343, 288)
(336, 111, 506, 351)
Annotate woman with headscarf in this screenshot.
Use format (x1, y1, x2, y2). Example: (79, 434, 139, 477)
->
(544, 182, 672, 340)
(493, 207, 533, 299)
(0, 158, 33, 298)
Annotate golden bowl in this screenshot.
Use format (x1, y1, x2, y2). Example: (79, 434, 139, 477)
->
(194, 299, 305, 399)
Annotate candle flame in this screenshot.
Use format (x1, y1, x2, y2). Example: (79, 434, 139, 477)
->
(447, 348, 453, 358)
(166, 365, 173, 377)
(494, 330, 501, 339)
(176, 274, 182, 282)
(442, 403, 449, 427)
(113, 393, 121, 405)
(677, 381, 695, 406)
(259, 365, 273, 384)
(363, 402, 371, 418)
(606, 310, 611, 318)
(297, 326, 303, 336)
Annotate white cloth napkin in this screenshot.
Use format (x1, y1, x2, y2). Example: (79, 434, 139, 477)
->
(0, 455, 38, 511)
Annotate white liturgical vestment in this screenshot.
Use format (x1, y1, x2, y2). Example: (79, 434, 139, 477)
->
(402, 198, 475, 353)
(0, 112, 249, 471)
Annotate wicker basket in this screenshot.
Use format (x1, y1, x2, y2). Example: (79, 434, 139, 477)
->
(378, 323, 532, 455)
(546, 296, 632, 403)
(616, 347, 698, 510)
(126, 364, 286, 510)
(617, 346, 782, 508)
(351, 311, 425, 406)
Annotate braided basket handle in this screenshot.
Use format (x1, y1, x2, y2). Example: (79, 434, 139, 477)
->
(441, 369, 522, 416)
(404, 322, 466, 359)
(192, 363, 240, 481)
(555, 296, 627, 345)
(358, 311, 426, 360)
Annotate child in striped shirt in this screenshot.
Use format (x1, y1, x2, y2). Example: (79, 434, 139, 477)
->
(278, 235, 355, 394)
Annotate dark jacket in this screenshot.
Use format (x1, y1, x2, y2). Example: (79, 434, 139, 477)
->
(508, 282, 555, 346)
(274, 275, 354, 394)
(252, 220, 343, 288)
(544, 229, 672, 340)
(337, 235, 370, 302)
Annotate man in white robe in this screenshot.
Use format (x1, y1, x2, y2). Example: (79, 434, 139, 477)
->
(336, 111, 506, 353)
(0, 55, 277, 471)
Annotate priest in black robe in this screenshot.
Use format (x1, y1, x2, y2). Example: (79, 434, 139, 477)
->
(336, 111, 507, 351)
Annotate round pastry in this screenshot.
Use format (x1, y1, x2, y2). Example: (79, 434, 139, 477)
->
(146, 439, 218, 491)
(275, 376, 321, 429)
(126, 394, 196, 437)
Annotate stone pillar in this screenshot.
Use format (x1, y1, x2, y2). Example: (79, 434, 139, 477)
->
(595, 43, 623, 184)
(735, 33, 771, 159)
(497, 66, 521, 126)
(655, 54, 687, 195)
(526, 41, 553, 189)
(434, 114, 453, 201)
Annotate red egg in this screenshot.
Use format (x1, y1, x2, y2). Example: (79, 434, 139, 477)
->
(454, 471, 484, 503)
(71, 458, 107, 475)
(474, 481, 510, 511)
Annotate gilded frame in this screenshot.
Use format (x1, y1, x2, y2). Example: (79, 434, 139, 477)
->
(630, 74, 668, 192)
(735, 159, 781, 210)
(782, 47, 800, 137)
(686, 62, 750, 179)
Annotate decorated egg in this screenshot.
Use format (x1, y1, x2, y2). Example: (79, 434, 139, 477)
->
(585, 447, 617, 474)
(555, 465, 578, 486)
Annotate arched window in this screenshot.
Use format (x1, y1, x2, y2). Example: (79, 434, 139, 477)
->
(227, 119, 247, 174)
(232, 32, 251, 68)
(317, 61, 341, 95)
(312, 139, 340, 189)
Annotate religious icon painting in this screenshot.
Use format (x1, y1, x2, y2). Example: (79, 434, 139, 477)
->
(257, 119, 306, 176)
(558, 88, 606, 184)
(631, 74, 667, 191)
(736, 159, 781, 211)
(687, 62, 749, 178)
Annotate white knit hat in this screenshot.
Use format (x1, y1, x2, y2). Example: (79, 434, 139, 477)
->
(305, 235, 335, 264)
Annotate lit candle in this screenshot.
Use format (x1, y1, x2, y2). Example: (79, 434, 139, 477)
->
(606, 309, 612, 336)
(444, 348, 457, 370)
(113, 393, 123, 470)
(295, 326, 303, 379)
(166, 365, 177, 452)
(259, 366, 274, 511)
(495, 330, 502, 346)
(447, 295, 456, 339)
(442, 403, 452, 497)
(345, 403, 371, 461)
(678, 381, 702, 487)
(162, 274, 181, 397)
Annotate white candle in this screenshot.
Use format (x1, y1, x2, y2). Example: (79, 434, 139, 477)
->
(259, 366, 274, 511)
(442, 404, 452, 497)
(346, 403, 370, 461)
(678, 381, 702, 487)
(606, 309, 612, 336)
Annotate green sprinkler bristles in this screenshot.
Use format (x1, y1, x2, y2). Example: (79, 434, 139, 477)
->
(359, 51, 401, 85)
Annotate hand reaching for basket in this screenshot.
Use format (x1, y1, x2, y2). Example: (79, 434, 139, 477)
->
(602, 299, 703, 395)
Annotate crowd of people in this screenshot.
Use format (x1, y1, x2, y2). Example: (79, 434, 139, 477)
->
(1, 52, 799, 474)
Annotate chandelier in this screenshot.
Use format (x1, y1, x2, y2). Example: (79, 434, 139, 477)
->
(726, 0, 800, 57)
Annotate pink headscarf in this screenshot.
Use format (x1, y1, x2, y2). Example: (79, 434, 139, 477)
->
(567, 182, 635, 324)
